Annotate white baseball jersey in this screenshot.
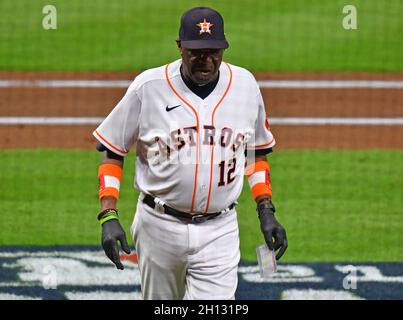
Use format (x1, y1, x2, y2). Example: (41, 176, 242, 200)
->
(93, 59, 275, 213)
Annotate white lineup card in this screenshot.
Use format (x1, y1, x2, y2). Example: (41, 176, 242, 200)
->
(256, 244, 277, 277)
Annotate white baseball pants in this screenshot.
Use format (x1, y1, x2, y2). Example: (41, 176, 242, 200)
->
(130, 193, 240, 300)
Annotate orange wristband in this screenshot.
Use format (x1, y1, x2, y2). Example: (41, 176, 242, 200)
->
(98, 163, 123, 200)
(245, 161, 272, 200)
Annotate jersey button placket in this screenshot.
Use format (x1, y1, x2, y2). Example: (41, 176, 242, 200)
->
(196, 102, 209, 213)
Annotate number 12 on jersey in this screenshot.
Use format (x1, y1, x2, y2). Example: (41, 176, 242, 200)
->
(218, 158, 236, 186)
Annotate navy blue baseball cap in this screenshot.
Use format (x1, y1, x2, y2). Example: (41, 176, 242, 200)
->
(179, 7, 229, 49)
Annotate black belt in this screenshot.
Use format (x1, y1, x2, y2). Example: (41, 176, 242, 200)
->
(143, 194, 236, 223)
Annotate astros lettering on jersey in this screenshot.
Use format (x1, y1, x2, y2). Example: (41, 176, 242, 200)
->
(93, 59, 275, 214)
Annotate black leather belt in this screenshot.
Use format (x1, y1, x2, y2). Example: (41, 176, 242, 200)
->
(143, 194, 236, 223)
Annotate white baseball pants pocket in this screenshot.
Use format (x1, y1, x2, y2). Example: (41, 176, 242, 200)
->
(131, 199, 240, 300)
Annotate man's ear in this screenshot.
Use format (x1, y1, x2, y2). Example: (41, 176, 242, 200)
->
(176, 39, 184, 56)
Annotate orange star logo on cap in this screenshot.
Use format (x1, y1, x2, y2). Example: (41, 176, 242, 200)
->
(197, 18, 214, 34)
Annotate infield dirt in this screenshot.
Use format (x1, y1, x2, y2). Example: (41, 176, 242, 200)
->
(1, 71, 402, 149)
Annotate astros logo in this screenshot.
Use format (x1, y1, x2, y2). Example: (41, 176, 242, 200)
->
(197, 19, 213, 34)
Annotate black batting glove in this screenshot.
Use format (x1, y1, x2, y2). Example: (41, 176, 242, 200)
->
(101, 219, 131, 270)
(257, 199, 288, 260)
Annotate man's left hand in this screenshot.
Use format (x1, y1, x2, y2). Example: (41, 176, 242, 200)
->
(257, 199, 288, 260)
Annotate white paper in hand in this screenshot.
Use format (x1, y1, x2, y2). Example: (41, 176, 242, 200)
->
(256, 244, 277, 277)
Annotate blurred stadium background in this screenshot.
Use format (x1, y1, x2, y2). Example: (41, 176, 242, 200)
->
(0, 0, 402, 299)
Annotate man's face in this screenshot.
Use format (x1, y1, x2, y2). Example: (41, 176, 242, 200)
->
(179, 45, 224, 85)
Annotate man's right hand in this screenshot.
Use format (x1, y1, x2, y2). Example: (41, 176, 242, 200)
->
(101, 219, 131, 270)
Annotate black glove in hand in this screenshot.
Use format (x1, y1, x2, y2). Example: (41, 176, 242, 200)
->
(101, 219, 131, 270)
(257, 199, 288, 260)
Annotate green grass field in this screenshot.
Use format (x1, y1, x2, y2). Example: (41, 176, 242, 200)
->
(0, 0, 401, 264)
(1, 149, 401, 262)
(0, 0, 402, 71)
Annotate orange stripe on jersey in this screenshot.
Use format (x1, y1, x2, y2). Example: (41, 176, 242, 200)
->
(265, 118, 271, 130)
(165, 63, 200, 212)
(211, 63, 233, 122)
(205, 62, 233, 213)
(255, 137, 275, 149)
(94, 130, 128, 155)
(165, 64, 200, 120)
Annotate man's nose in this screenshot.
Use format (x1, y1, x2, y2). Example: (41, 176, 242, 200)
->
(197, 52, 212, 62)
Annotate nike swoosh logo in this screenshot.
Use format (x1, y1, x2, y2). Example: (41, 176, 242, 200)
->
(166, 104, 181, 112)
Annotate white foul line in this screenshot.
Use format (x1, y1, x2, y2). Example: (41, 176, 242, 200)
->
(257, 80, 403, 89)
(0, 117, 104, 125)
(0, 80, 131, 88)
(270, 117, 403, 125)
(0, 117, 402, 125)
(0, 79, 403, 89)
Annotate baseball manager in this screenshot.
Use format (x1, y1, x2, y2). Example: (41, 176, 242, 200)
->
(93, 6, 287, 300)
